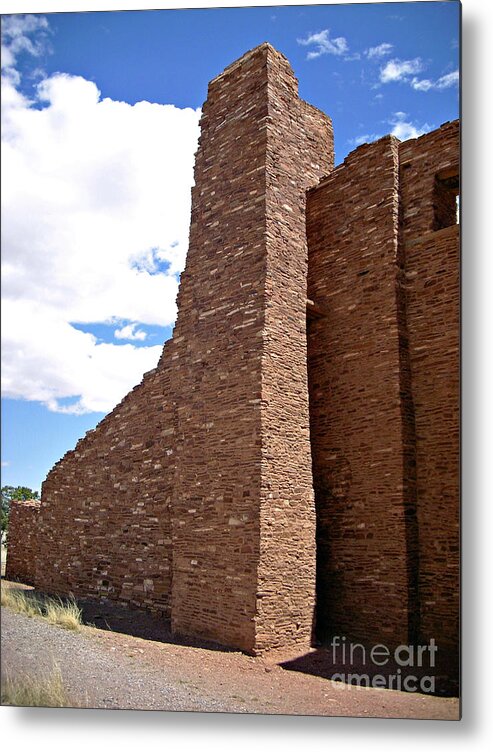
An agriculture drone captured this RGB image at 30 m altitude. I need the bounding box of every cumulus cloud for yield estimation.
[389,111,431,140]
[1,14,50,84]
[411,69,459,92]
[1,16,201,414]
[114,323,147,342]
[2,299,164,414]
[379,57,423,83]
[366,43,394,60]
[347,132,382,147]
[379,55,459,93]
[297,29,349,60]
[348,112,431,148]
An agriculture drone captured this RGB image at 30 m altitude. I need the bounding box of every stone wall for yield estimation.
[400,123,460,670]
[5,499,40,586]
[306,136,414,648]
[258,50,333,653]
[167,45,271,650]
[405,225,460,664]
[399,121,459,242]
[36,353,175,615]
[305,121,459,661]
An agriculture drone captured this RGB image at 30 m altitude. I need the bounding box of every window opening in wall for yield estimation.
[433,166,459,230]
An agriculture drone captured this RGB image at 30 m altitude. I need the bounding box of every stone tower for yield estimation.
[166,43,333,652]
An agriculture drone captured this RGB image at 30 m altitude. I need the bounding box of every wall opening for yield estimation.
[433,166,459,230]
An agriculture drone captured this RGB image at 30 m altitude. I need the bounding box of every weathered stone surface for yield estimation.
[5,45,459,676]
[5,499,40,586]
[35,359,175,615]
[307,135,413,648]
[400,123,460,675]
[168,44,333,652]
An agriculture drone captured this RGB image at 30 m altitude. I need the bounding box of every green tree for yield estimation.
[1,486,39,538]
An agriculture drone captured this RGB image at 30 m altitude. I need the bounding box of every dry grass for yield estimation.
[1,666,74,708]
[44,596,82,631]
[1,586,82,631]
[1,586,42,618]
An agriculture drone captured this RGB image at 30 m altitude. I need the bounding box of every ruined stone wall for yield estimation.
[36,353,175,615]
[405,225,460,660]
[306,136,413,647]
[305,121,459,660]
[399,121,459,242]
[169,44,333,652]
[6,44,459,665]
[5,499,40,586]
[400,123,460,666]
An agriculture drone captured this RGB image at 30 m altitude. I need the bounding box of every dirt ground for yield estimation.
[1,580,460,719]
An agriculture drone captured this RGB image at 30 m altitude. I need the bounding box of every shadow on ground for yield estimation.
[2,579,459,698]
[280,645,459,698]
[78,597,235,653]
[2,580,235,654]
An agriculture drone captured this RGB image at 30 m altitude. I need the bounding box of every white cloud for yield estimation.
[347,132,382,147]
[1,14,49,60]
[1,461,11,468]
[297,29,349,60]
[1,17,201,415]
[389,111,431,141]
[411,69,459,91]
[349,112,431,148]
[343,52,361,62]
[379,54,458,93]
[437,70,459,88]
[1,299,163,414]
[379,57,423,83]
[366,43,394,60]
[114,323,147,342]
[410,78,434,92]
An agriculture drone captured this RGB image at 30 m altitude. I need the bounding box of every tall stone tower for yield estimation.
[168,43,333,652]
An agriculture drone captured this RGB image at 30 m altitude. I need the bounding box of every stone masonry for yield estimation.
[5,498,40,586]
[6,45,459,675]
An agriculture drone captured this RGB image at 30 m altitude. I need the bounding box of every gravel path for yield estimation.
[1,607,244,712]
[1,599,460,719]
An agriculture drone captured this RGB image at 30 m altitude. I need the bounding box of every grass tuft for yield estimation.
[1,666,74,708]
[1,587,43,617]
[1,586,82,631]
[44,596,82,631]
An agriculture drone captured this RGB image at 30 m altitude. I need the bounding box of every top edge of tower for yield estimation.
[209,42,291,86]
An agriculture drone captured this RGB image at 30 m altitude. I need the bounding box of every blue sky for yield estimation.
[1,1,460,492]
